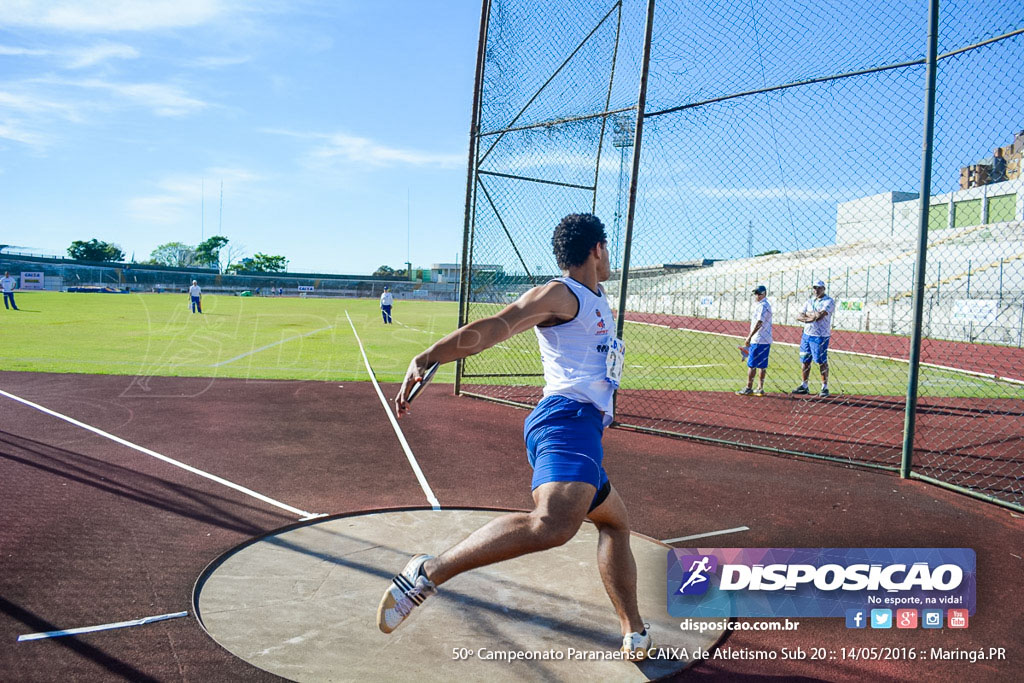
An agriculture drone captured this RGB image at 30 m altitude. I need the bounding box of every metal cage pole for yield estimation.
[613,0,656,411]
[455,0,492,396]
[901,0,940,479]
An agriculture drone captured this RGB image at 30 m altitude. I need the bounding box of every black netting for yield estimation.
[461,0,1024,510]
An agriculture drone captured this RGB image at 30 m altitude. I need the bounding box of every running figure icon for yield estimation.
[678,557,713,594]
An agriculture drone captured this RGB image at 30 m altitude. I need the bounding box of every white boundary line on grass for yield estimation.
[0,388,323,520]
[627,320,1024,387]
[661,526,750,544]
[210,324,334,367]
[18,611,189,642]
[345,311,441,510]
[394,320,434,335]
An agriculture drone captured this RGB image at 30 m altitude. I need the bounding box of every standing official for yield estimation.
[188,280,203,314]
[793,280,835,397]
[737,284,772,396]
[1,271,19,311]
[380,286,394,324]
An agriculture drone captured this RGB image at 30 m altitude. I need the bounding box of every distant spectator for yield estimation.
[736,285,772,396]
[991,148,1007,183]
[380,286,394,324]
[1,271,19,311]
[793,280,835,397]
[188,280,203,314]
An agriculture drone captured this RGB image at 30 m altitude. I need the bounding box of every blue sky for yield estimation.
[1,1,480,274]
[3,1,1020,277]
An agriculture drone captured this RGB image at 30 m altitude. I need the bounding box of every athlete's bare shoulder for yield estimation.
[495,280,578,331]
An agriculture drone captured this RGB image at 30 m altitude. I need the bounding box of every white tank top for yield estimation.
[534,277,617,425]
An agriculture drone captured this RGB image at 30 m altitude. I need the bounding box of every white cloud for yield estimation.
[0,45,49,56]
[0,120,48,146]
[127,168,262,224]
[269,128,463,169]
[64,78,208,116]
[187,55,251,69]
[0,1,225,32]
[689,186,853,202]
[315,132,463,168]
[0,41,138,68]
[66,43,139,68]
[0,90,77,116]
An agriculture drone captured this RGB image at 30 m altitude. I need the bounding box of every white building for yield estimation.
[837,179,1024,244]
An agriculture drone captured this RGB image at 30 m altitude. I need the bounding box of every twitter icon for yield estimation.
[870,609,892,629]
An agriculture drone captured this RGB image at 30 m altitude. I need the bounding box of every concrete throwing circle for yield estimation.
[194,509,729,682]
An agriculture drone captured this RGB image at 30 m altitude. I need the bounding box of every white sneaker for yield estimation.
[376,554,437,633]
[621,627,652,661]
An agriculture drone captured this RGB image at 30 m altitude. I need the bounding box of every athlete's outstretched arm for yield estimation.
[394,282,577,416]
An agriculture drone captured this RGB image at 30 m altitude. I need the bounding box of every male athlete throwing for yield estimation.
[377,213,650,658]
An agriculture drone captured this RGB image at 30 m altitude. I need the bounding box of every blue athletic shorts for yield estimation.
[524,395,609,509]
[747,343,771,369]
[800,333,830,364]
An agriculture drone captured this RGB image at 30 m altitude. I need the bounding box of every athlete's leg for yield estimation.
[745,366,756,389]
[820,361,829,384]
[801,360,811,383]
[586,485,644,635]
[423,481,594,586]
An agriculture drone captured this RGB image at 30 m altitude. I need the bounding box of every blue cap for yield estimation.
[752,285,767,294]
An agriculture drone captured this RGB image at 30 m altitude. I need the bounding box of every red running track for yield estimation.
[626,312,1024,383]
[0,371,1020,681]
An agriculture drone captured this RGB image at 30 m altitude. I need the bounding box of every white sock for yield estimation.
[800,382,808,389]
[822,383,828,390]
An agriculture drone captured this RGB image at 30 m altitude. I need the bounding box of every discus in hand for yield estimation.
[407,362,440,404]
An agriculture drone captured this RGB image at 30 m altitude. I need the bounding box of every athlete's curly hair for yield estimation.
[551,213,607,269]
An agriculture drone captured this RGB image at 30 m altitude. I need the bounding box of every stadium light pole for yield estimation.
[901,0,940,479]
[612,114,636,269]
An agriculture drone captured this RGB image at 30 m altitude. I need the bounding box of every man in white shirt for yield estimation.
[380,286,394,324]
[1,271,19,311]
[188,280,202,314]
[792,280,835,397]
[737,284,772,396]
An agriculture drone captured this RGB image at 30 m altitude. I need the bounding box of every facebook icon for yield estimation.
[845,609,867,629]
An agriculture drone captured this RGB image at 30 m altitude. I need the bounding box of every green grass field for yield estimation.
[0,291,1017,398]
[0,291,456,384]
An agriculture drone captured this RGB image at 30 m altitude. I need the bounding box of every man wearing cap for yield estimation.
[793,280,835,397]
[380,286,394,324]
[188,280,202,314]
[737,284,772,396]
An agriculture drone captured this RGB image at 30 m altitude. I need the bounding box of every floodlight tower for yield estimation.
[611,114,636,269]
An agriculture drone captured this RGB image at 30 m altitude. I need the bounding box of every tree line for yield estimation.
[66,237,289,273]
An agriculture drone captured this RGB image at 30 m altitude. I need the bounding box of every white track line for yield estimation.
[661,526,750,544]
[345,311,441,510]
[210,325,334,367]
[18,611,188,642]
[627,320,1024,386]
[0,388,323,520]
[394,320,434,335]
[395,320,518,352]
